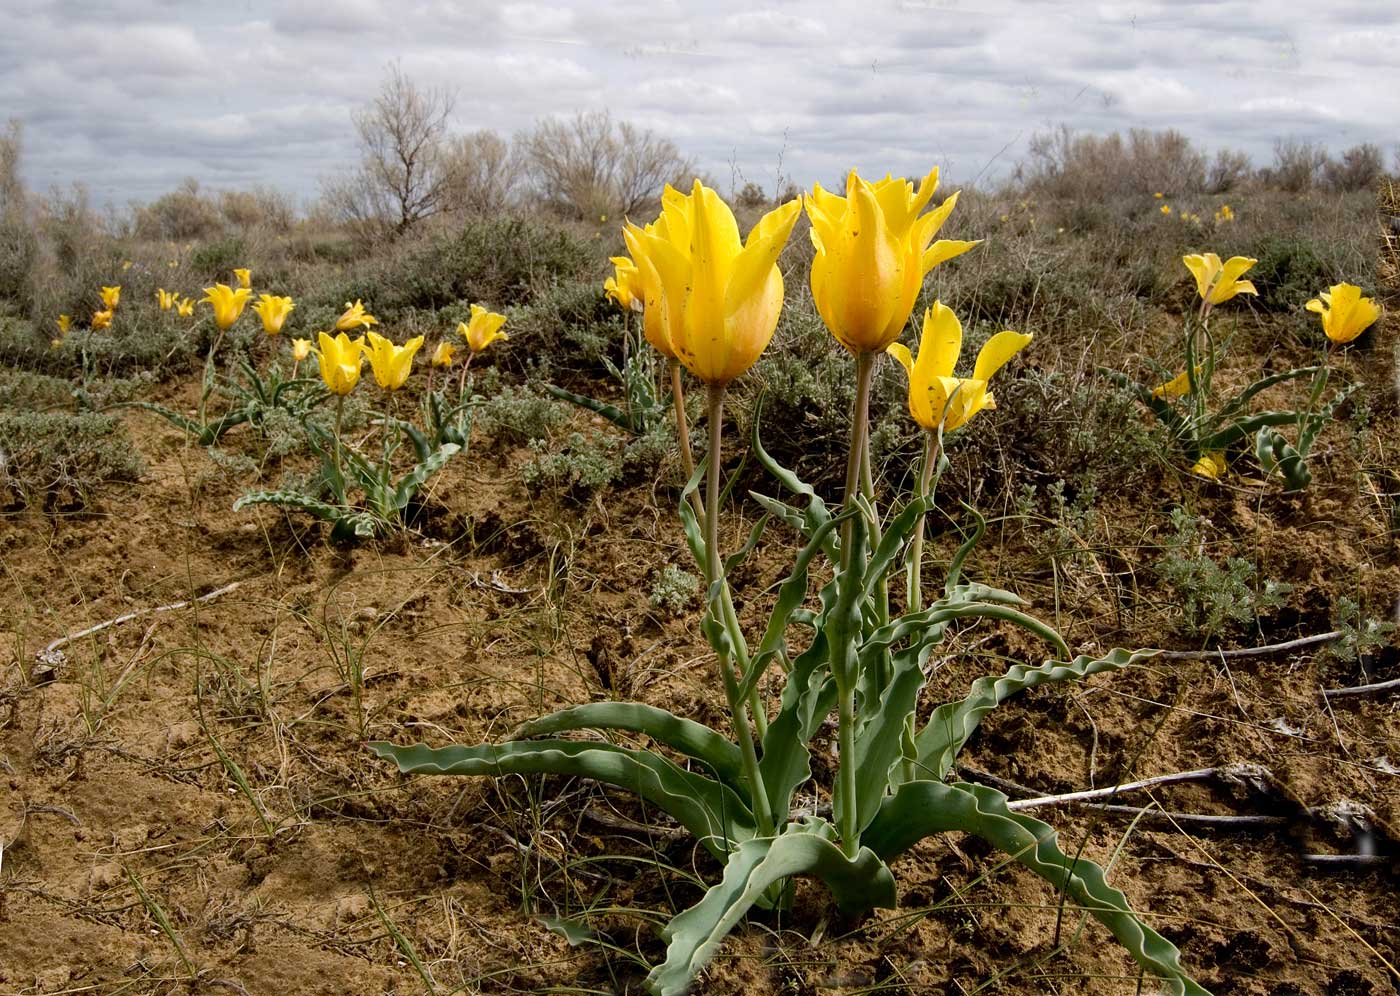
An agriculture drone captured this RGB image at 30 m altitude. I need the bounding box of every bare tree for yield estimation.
[1270,138,1328,193]
[0,119,25,222]
[1206,148,1253,193]
[323,63,455,235]
[519,110,695,219]
[440,129,520,216]
[1324,143,1382,192]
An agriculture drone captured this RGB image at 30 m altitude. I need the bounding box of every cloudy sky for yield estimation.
[6,0,1397,209]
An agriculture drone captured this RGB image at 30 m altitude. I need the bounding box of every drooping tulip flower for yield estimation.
[886,301,1032,433]
[431,341,455,367]
[252,293,295,335]
[458,304,508,353]
[156,288,177,311]
[805,168,978,355]
[640,180,802,385]
[362,331,424,390]
[201,283,252,331]
[101,285,121,310]
[233,268,252,289]
[316,332,364,395]
[604,255,643,313]
[335,300,379,332]
[1182,253,1257,307]
[56,314,72,334]
[1151,366,1201,399]
[1191,451,1227,480]
[177,297,195,317]
[1305,283,1381,345]
[91,309,113,330]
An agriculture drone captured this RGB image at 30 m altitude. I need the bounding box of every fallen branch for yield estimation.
[1005,767,1220,810]
[1322,676,1400,701]
[1154,630,1343,661]
[37,581,243,662]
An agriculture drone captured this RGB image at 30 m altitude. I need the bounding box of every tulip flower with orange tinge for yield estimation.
[887,301,1032,434]
[805,168,978,355]
[156,288,177,311]
[459,304,508,353]
[252,293,295,335]
[317,332,364,395]
[56,314,72,334]
[91,309,113,330]
[604,256,643,313]
[202,283,252,331]
[234,268,252,289]
[335,300,379,332]
[362,331,424,390]
[431,341,455,367]
[1306,283,1381,345]
[101,285,121,310]
[640,180,802,385]
[177,297,195,317]
[1182,253,1257,310]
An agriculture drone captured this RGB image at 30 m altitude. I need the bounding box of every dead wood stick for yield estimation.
[1154,630,1343,661]
[38,581,243,660]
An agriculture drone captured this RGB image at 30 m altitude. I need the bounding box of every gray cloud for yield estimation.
[7,0,1397,208]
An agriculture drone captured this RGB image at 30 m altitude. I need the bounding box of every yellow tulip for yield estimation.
[51,338,62,349]
[1151,366,1202,399]
[805,168,979,355]
[177,297,195,317]
[233,268,252,289]
[156,288,177,311]
[622,209,682,361]
[1305,283,1381,345]
[458,304,508,353]
[886,301,1031,433]
[292,337,313,362]
[101,285,121,310]
[335,299,379,331]
[639,180,802,385]
[1190,452,1227,480]
[252,293,295,335]
[1159,204,1171,216]
[316,332,364,395]
[91,309,113,330]
[431,340,455,367]
[201,283,252,330]
[1182,253,1257,306]
[362,331,424,390]
[121,259,132,271]
[56,314,72,334]
[1154,191,1164,199]
[604,255,643,313]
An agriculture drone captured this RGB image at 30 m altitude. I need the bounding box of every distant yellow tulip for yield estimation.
[458,304,508,353]
[1182,253,1257,307]
[604,255,643,313]
[56,314,72,334]
[362,331,424,390]
[431,340,455,367]
[121,260,132,271]
[101,285,121,310]
[1159,204,1171,216]
[1154,191,1164,199]
[91,309,113,330]
[886,301,1031,433]
[177,297,195,317]
[1305,283,1381,345]
[233,268,252,289]
[201,283,252,330]
[335,299,379,332]
[640,180,801,384]
[291,337,313,362]
[156,288,177,311]
[316,332,364,395]
[252,293,295,335]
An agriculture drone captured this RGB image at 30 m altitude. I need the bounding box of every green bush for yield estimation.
[1248,235,1330,312]
[190,236,248,278]
[0,410,144,510]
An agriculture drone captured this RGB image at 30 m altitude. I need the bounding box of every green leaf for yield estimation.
[644,820,897,996]
[863,781,1211,996]
[367,739,754,859]
[233,490,379,537]
[392,443,460,512]
[1199,410,1298,451]
[750,391,834,538]
[944,502,986,594]
[545,382,639,433]
[1255,426,1310,491]
[839,640,930,836]
[511,703,745,787]
[862,494,936,602]
[1214,366,1319,423]
[914,648,1156,780]
[1099,368,1186,434]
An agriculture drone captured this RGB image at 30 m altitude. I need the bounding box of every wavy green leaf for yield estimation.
[863,781,1211,996]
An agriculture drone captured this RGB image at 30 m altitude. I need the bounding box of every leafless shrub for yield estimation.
[132,178,224,241]
[1207,148,1253,193]
[1324,143,1383,192]
[219,186,296,230]
[1268,138,1329,193]
[440,129,520,216]
[1020,125,1206,199]
[0,119,37,308]
[519,110,697,220]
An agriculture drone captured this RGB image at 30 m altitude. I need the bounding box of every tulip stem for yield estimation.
[333,394,346,499]
[671,360,702,519]
[907,431,940,614]
[705,384,774,837]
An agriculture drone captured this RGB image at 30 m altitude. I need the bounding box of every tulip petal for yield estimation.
[921,238,980,275]
[886,341,914,376]
[972,330,1033,383]
[919,302,963,381]
[726,199,801,325]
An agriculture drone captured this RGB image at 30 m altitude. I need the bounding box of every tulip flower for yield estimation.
[316,332,364,395]
[1305,283,1381,345]
[177,297,195,317]
[431,341,455,367]
[362,331,423,390]
[805,168,978,355]
[292,337,313,362]
[887,301,1032,433]
[640,180,802,385]
[101,286,121,310]
[201,283,253,331]
[233,268,252,289]
[1154,191,1164,199]
[1182,253,1257,308]
[1191,451,1226,480]
[91,309,113,330]
[156,288,177,311]
[121,260,132,271]
[1151,366,1201,399]
[622,212,681,361]
[252,293,295,335]
[56,314,72,334]
[458,304,508,353]
[604,256,643,313]
[335,299,379,332]
[1159,204,1171,216]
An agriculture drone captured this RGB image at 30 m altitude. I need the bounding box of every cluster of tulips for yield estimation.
[53,283,124,346]
[1153,191,1235,226]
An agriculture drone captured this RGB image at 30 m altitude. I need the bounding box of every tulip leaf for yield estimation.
[117,400,251,445]
[511,703,745,787]
[1199,410,1298,452]
[233,490,379,537]
[944,502,986,594]
[914,648,1156,780]
[862,781,1211,996]
[544,383,646,434]
[678,457,709,571]
[368,739,754,859]
[392,443,460,511]
[750,392,834,538]
[862,494,936,601]
[1214,366,1318,422]
[757,619,838,821]
[1255,426,1311,491]
[644,820,897,996]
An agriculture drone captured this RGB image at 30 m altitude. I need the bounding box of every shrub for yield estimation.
[0,410,144,510]
[1248,235,1330,312]
[190,236,249,278]
[1156,507,1291,639]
